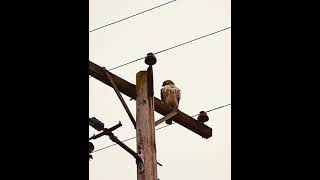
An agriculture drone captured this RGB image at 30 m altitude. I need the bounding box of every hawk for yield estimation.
[160,80,181,125]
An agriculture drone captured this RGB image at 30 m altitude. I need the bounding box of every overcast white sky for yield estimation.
[89,0,230,179]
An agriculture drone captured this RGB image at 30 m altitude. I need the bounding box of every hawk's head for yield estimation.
[162,80,175,86]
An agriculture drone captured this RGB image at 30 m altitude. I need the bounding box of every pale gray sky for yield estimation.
[89,0,230,179]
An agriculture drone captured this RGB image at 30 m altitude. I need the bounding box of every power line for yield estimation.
[91,103,231,153]
[154,27,231,55]
[92,136,136,153]
[107,27,231,71]
[89,0,177,33]
[193,103,231,116]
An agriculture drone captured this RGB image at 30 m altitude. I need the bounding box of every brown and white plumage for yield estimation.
[160,80,181,124]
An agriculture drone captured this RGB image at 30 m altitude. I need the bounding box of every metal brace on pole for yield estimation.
[89,118,144,169]
[102,67,136,129]
[155,111,178,126]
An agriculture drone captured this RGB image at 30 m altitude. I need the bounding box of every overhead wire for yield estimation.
[91,103,231,153]
[106,27,231,71]
[90,0,177,33]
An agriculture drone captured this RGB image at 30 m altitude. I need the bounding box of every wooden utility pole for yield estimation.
[135,54,157,180]
[89,53,214,180]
